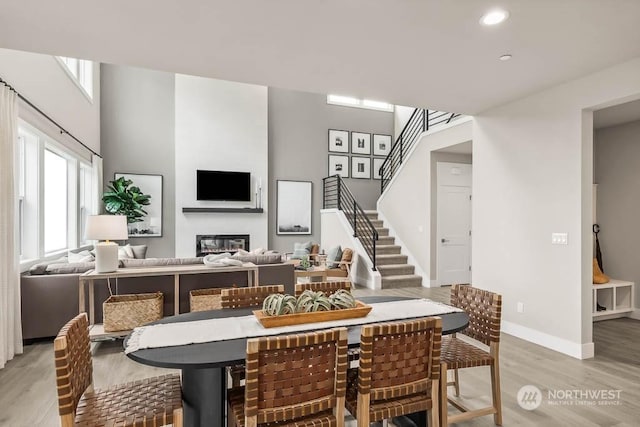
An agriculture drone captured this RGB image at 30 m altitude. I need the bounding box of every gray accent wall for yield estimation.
[595,119,640,309]
[268,88,394,252]
[100,64,176,257]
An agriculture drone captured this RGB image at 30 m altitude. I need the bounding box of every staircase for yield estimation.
[363,210,422,288]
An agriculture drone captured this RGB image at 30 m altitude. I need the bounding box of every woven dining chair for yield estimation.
[440,284,503,426]
[221,285,285,309]
[54,313,183,427]
[345,317,442,427]
[221,285,285,387]
[294,281,351,297]
[228,327,348,427]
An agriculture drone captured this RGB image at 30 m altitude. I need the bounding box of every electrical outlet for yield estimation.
[517,302,525,313]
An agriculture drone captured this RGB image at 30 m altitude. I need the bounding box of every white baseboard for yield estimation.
[629,309,640,320]
[501,320,594,360]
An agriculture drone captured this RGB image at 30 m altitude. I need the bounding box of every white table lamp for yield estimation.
[86,215,128,273]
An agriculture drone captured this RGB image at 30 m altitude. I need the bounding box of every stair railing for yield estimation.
[379,109,461,192]
[323,175,378,271]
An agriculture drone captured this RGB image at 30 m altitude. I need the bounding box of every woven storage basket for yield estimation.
[190,288,224,312]
[103,292,163,332]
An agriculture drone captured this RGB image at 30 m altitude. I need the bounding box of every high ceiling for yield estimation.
[1,1,640,114]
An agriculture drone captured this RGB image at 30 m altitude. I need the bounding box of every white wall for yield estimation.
[394,105,415,139]
[174,75,268,257]
[473,57,640,359]
[0,48,100,158]
[378,119,472,283]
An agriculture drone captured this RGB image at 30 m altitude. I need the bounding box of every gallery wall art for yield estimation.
[327,129,392,181]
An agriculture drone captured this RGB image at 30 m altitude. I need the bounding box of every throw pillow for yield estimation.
[130,244,148,259]
[68,250,94,263]
[291,241,313,260]
[326,245,342,269]
[340,248,353,271]
[118,244,134,259]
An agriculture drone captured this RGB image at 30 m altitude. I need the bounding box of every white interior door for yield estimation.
[437,162,472,286]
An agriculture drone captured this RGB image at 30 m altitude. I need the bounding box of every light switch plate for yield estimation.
[551,233,568,245]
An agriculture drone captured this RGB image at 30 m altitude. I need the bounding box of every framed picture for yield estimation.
[373,134,392,156]
[351,132,371,155]
[328,129,349,153]
[114,173,163,237]
[372,158,385,180]
[328,154,349,178]
[351,157,371,179]
[277,180,312,235]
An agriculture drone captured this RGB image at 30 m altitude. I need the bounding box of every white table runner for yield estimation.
[125,299,462,354]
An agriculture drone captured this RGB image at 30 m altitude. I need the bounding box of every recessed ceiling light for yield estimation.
[499,54,512,61]
[480,9,509,26]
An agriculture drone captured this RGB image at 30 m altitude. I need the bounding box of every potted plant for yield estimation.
[102,176,151,225]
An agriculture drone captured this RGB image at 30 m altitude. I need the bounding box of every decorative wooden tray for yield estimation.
[253,301,372,328]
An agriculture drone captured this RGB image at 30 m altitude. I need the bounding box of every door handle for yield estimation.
[441,238,449,243]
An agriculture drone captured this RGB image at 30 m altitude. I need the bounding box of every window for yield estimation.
[17,136,25,257]
[327,94,394,112]
[44,149,68,253]
[79,163,93,245]
[57,56,94,100]
[17,121,96,264]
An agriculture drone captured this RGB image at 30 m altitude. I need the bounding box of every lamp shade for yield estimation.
[85,215,128,241]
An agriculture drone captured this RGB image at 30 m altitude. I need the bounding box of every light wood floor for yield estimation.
[1,286,639,426]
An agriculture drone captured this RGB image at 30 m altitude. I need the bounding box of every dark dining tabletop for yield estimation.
[126,295,469,427]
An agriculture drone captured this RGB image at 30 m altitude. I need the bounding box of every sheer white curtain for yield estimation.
[0,84,23,368]
[91,153,103,214]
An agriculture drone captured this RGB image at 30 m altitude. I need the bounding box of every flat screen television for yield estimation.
[196,170,251,201]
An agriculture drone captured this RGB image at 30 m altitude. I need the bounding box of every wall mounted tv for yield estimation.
[196,170,251,201]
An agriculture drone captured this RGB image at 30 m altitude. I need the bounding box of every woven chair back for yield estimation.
[245,328,348,424]
[221,285,285,309]
[358,317,442,401]
[294,281,351,297]
[451,284,502,345]
[54,313,93,417]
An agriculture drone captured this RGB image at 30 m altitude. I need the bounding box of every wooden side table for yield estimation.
[294,267,328,283]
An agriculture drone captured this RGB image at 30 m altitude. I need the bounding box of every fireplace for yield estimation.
[196,234,250,257]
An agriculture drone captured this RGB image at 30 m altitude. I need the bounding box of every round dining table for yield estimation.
[126,295,469,427]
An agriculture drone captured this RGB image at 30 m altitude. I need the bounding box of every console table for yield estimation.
[79,263,259,339]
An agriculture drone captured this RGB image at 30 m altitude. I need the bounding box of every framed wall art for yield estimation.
[351,132,371,155]
[328,129,349,153]
[276,180,312,235]
[373,134,392,156]
[328,154,349,178]
[372,158,385,180]
[114,173,163,237]
[351,157,371,179]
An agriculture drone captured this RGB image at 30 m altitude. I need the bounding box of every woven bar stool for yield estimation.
[221,285,285,387]
[228,327,348,427]
[54,313,183,427]
[345,317,442,427]
[294,280,351,297]
[440,284,503,426]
